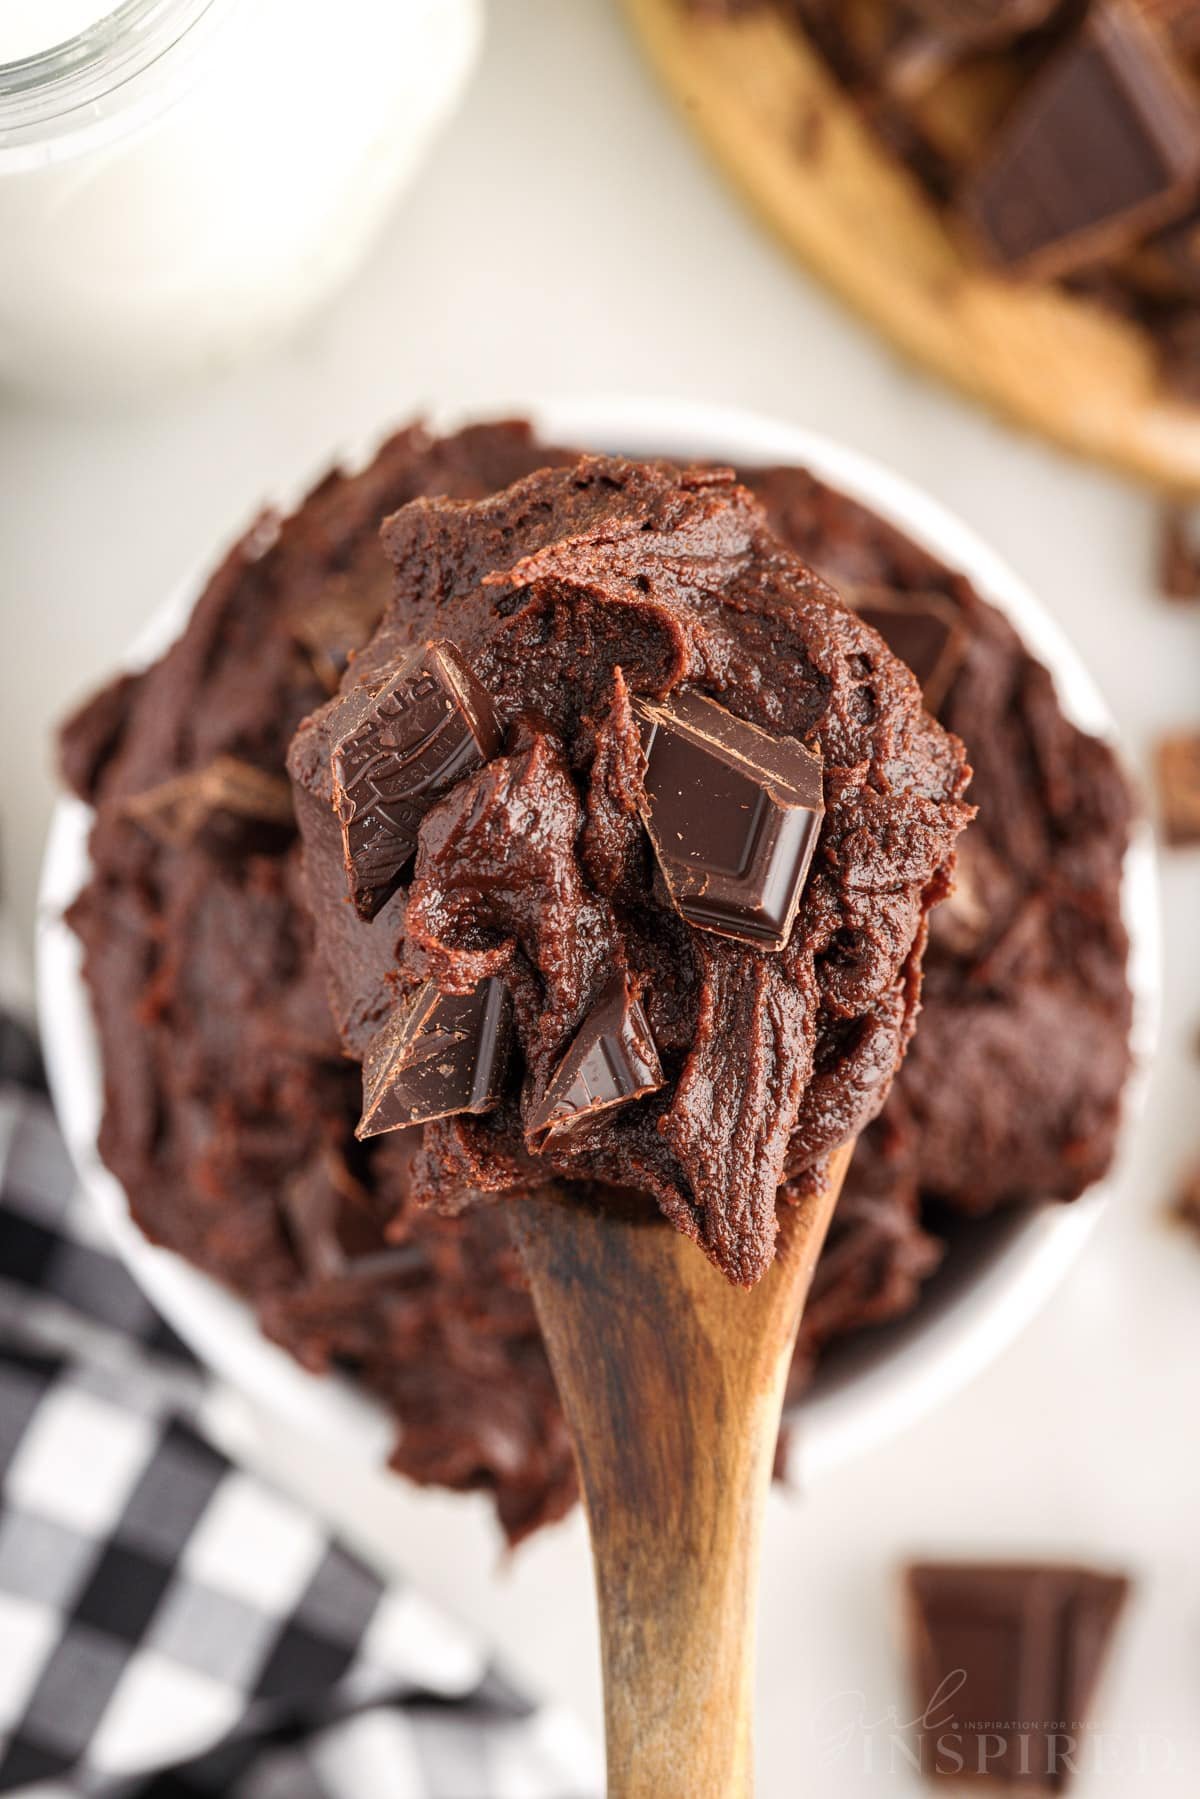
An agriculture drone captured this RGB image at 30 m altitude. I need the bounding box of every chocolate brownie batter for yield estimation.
[60,420,1131,1538]
[288,457,971,1286]
[749,465,1134,1234]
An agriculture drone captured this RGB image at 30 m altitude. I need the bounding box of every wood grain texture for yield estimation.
[511,1141,853,1798]
[621,0,1200,494]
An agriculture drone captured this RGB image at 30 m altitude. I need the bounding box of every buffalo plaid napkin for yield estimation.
[0,1009,598,1799]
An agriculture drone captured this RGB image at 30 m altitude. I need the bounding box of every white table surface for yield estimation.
[3,2,1199,1792]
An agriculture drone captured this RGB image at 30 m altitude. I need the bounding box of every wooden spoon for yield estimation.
[509,1138,854,1799]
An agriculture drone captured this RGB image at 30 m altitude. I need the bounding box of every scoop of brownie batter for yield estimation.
[287,457,972,1286]
[59,418,1131,1540]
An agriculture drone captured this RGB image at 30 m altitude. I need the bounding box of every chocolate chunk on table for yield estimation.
[851,588,969,713]
[634,689,824,950]
[358,977,513,1139]
[329,639,500,920]
[528,972,664,1146]
[1158,504,1200,598]
[905,1561,1131,1791]
[1173,1158,1200,1236]
[1155,730,1200,843]
[960,1,1200,282]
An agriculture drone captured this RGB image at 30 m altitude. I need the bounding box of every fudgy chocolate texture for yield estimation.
[288,457,971,1287]
[61,420,1131,1538]
[63,424,584,1543]
[751,464,1133,1240]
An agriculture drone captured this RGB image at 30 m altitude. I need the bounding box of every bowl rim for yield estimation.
[36,395,1162,1486]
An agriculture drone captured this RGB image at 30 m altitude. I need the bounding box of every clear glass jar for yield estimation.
[0,0,482,397]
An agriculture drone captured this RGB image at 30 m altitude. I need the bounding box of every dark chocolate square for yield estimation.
[634,689,824,950]
[962,4,1200,280]
[905,1561,1130,1791]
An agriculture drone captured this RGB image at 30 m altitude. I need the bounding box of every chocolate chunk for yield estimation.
[528,973,664,1146]
[122,756,294,848]
[905,1562,1130,1791]
[358,977,513,1139]
[330,640,500,921]
[1156,730,1200,842]
[1158,503,1200,597]
[634,690,824,950]
[961,3,1200,282]
[1174,1159,1200,1235]
[283,1145,417,1282]
[886,1,1061,103]
[851,588,968,713]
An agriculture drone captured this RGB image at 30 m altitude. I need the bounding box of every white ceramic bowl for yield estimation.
[37,397,1160,1485]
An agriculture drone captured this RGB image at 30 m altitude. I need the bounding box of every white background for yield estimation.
[2,2,1199,1792]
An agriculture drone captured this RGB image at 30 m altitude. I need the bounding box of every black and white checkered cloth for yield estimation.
[0,1013,598,1799]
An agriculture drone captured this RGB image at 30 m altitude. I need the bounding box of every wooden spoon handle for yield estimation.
[511,1142,853,1799]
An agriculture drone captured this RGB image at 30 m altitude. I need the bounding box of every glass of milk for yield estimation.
[0,0,482,397]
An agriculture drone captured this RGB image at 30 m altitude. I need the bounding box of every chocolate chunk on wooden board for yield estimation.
[960,2,1200,281]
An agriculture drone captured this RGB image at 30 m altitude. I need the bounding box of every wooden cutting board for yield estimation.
[622,0,1200,494]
